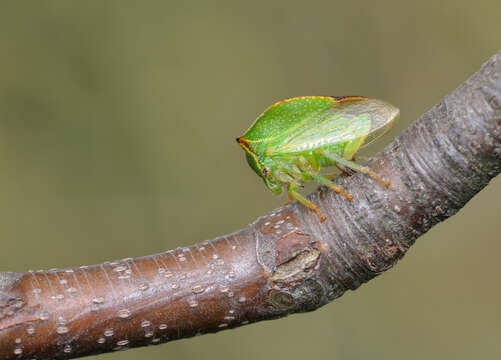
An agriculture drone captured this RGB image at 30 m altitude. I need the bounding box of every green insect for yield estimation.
[236,96,399,222]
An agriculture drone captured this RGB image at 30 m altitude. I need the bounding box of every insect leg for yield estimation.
[297,155,315,182]
[352,154,369,162]
[335,164,353,176]
[323,165,351,179]
[284,192,295,205]
[288,183,326,222]
[307,171,353,201]
[322,152,390,188]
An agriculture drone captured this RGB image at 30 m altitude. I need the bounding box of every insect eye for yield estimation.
[262,167,271,178]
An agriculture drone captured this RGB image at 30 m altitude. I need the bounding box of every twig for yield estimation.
[1,51,500,360]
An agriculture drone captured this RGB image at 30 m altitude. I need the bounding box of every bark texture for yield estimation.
[0,51,500,360]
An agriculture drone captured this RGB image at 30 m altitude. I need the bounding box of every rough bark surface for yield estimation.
[0,51,500,360]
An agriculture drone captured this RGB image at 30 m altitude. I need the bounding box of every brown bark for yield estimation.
[1,51,500,360]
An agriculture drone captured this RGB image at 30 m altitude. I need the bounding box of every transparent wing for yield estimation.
[271,98,399,154]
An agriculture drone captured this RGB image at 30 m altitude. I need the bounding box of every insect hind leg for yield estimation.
[307,171,353,201]
[322,151,390,188]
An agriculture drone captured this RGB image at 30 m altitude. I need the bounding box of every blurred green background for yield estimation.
[1,1,500,359]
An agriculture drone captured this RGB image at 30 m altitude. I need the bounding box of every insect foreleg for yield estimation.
[287,183,326,222]
[321,151,390,188]
[307,171,353,201]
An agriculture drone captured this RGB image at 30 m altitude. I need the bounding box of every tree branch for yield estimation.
[1,51,500,360]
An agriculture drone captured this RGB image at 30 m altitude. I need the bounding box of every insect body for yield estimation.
[236,96,399,222]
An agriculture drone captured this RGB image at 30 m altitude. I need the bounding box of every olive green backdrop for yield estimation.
[1,1,500,359]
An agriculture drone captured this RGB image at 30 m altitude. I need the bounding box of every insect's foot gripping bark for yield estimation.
[363,167,390,188]
[324,180,353,202]
[288,187,326,222]
[307,172,353,202]
[337,188,353,201]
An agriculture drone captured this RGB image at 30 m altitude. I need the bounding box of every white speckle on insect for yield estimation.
[188,300,199,308]
[139,283,150,291]
[141,320,151,328]
[39,312,49,321]
[64,345,72,353]
[394,205,401,213]
[144,331,154,338]
[158,324,167,330]
[218,323,228,328]
[116,340,129,346]
[104,329,114,337]
[219,286,230,293]
[13,348,23,355]
[26,324,35,335]
[97,337,106,344]
[238,296,246,303]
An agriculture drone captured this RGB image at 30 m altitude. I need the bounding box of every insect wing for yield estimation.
[270,98,399,154]
[241,97,335,142]
[270,112,370,154]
